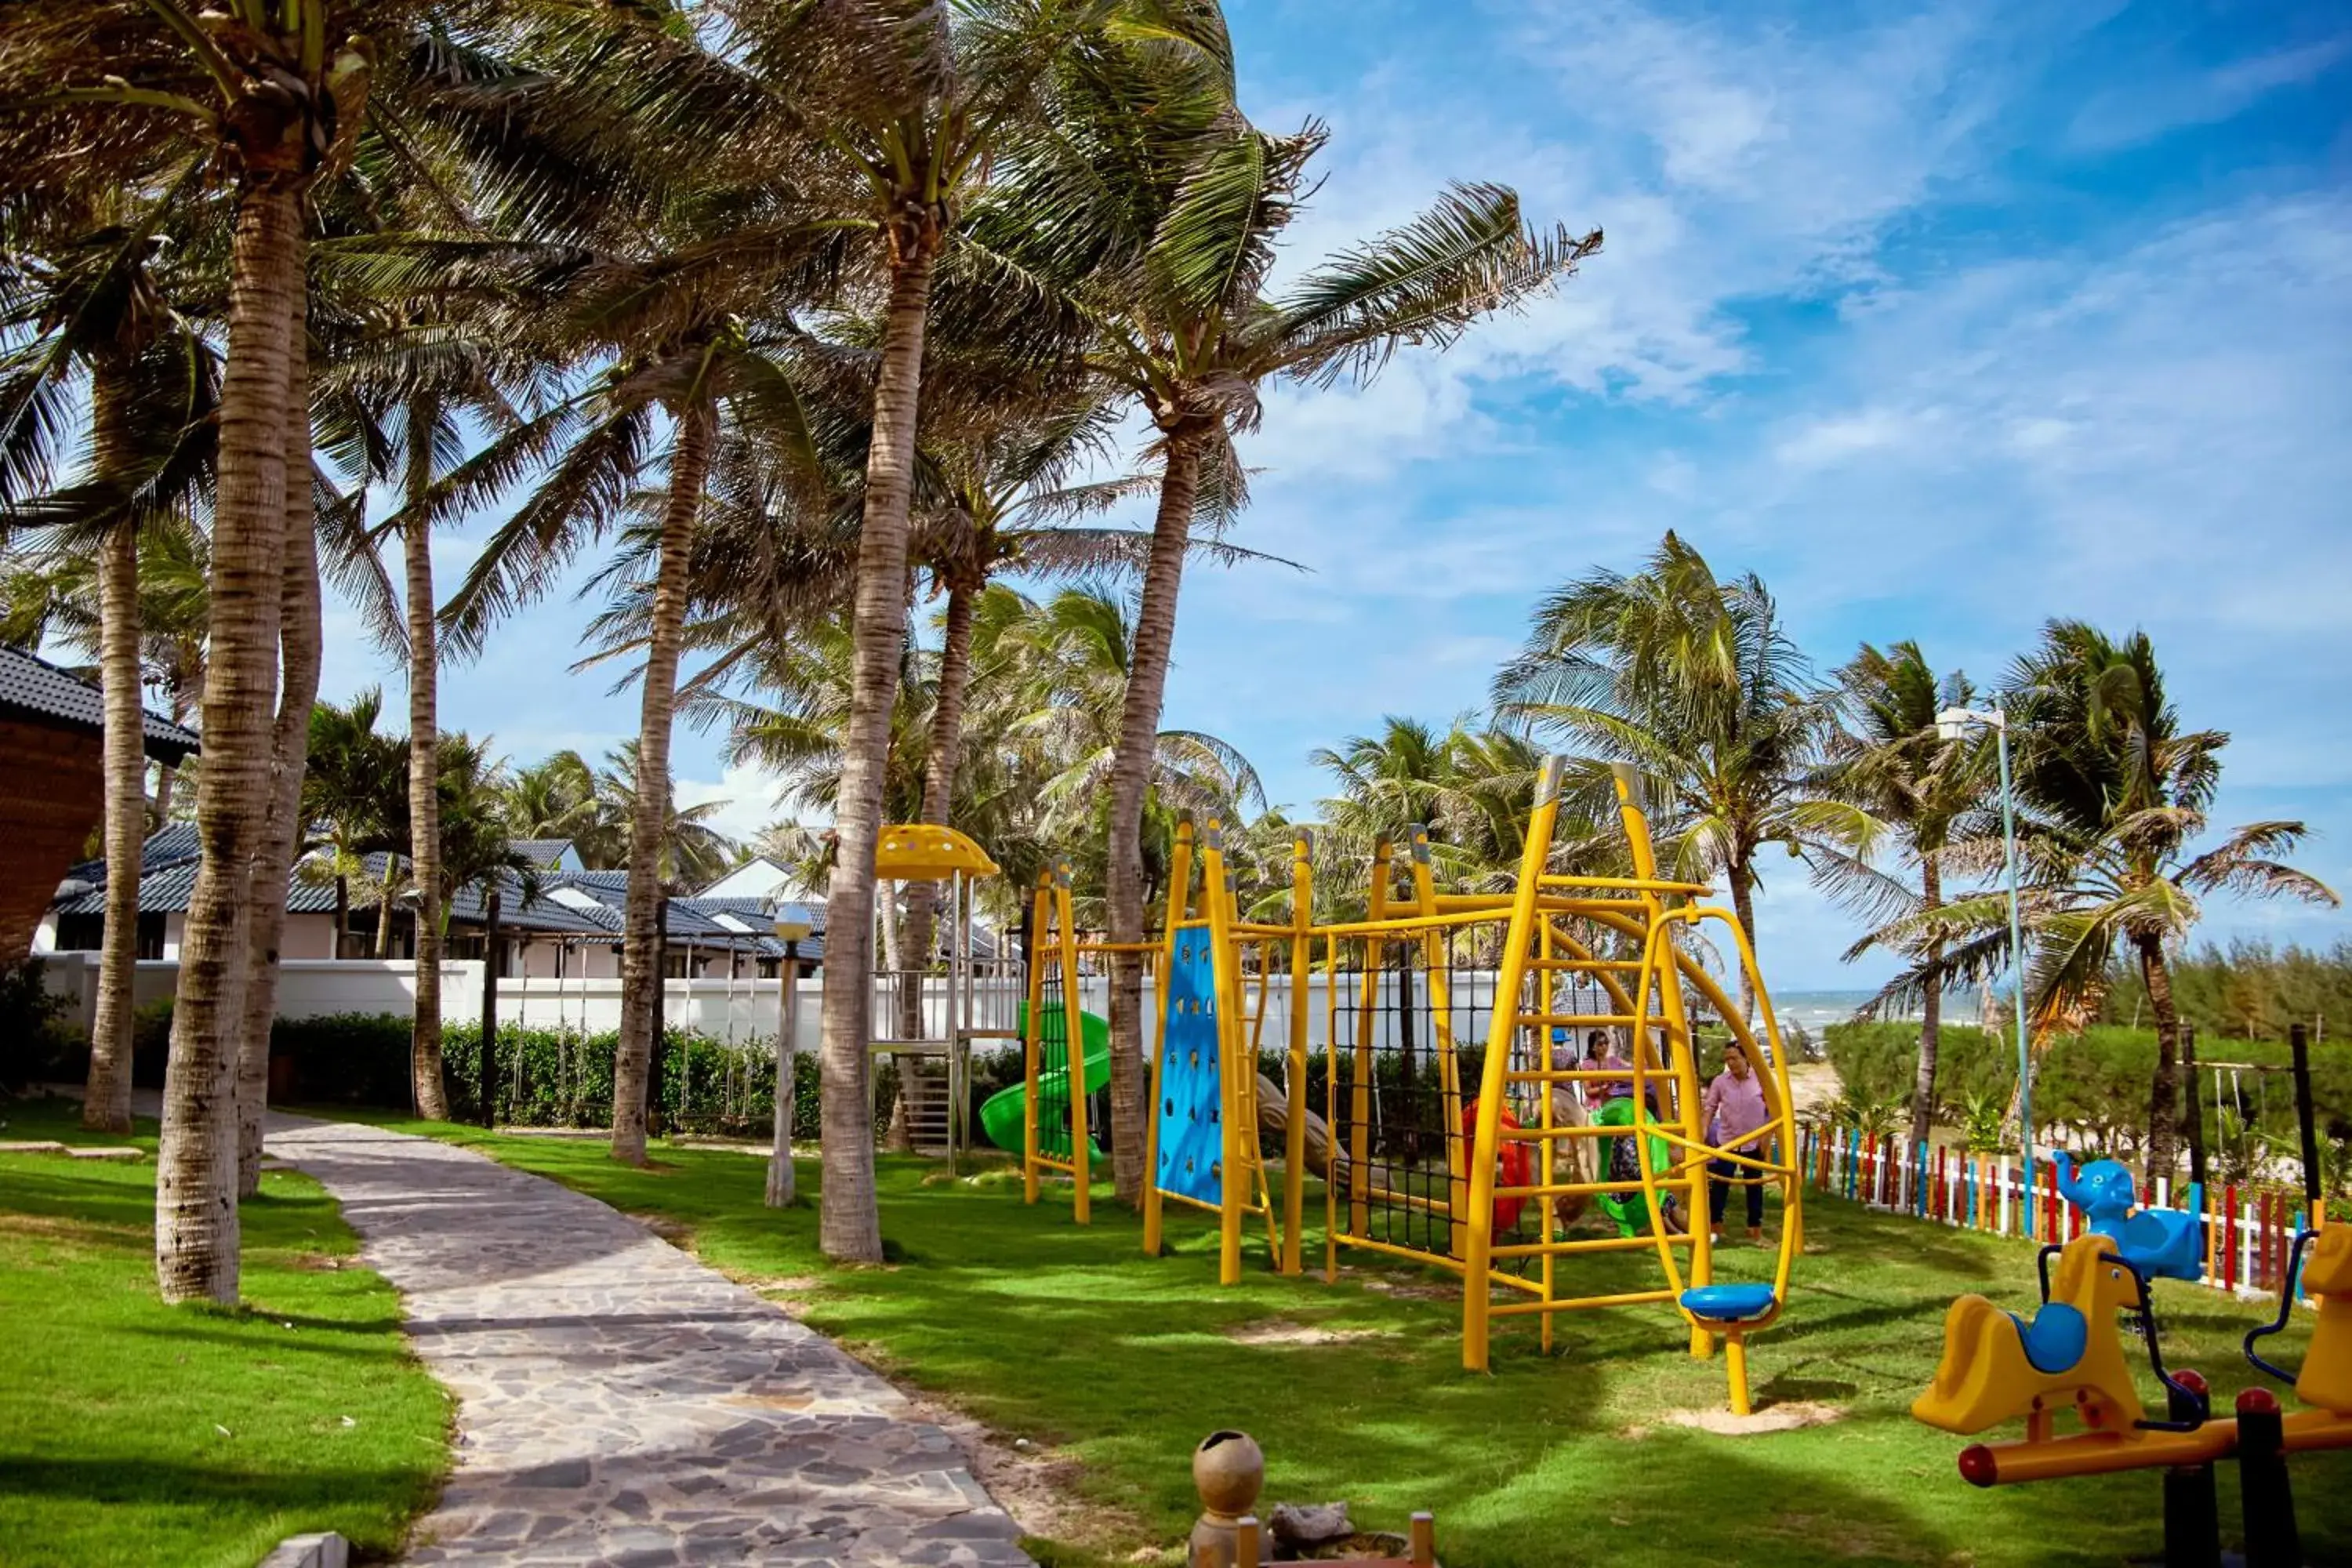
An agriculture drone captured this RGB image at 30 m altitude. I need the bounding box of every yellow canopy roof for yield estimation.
[873,824,1000,880]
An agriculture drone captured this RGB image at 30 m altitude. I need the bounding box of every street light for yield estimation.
[768,914,815,1208]
[1938,705,2037,1237]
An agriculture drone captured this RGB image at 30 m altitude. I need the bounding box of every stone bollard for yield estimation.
[1189,1429,1265,1568]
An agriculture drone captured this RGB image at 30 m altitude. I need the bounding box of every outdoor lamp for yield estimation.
[1935,705,2004,742]
[1934,703,2035,1236]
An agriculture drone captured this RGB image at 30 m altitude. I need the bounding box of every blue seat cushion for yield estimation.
[2009,1303,2088,1375]
[1681,1283,1778,1322]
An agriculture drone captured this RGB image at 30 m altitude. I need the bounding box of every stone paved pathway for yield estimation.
[267,1120,1033,1568]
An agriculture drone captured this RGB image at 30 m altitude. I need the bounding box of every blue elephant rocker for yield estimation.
[2051,1151,2203,1283]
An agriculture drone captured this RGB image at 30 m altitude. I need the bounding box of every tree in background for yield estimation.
[299,688,407,956]
[1815,641,1990,1144]
[1495,532,1867,1017]
[2000,624,2335,1177]
[501,750,623,866]
[976,47,1600,1197]
[593,742,738,894]
[431,731,537,1120]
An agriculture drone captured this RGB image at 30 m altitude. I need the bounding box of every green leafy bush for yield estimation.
[0,959,70,1091]
[1824,1014,2350,1173]
[270,1013,416,1106]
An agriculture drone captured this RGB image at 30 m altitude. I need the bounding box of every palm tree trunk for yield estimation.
[1726,862,1760,1025]
[332,873,348,954]
[820,237,937,1262]
[405,394,447,1120]
[1104,425,1205,1207]
[233,335,322,1197]
[888,575,978,1147]
[2140,933,2183,1180]
[611,400,714,1165]
[156,177,303,1306]
[1908,858,1944,1147]
[373,876,397,956]
[84,363,143,1135]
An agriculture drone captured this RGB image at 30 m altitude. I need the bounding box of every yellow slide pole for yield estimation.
[1282,830,1313,1276]
[1142,822,1196,1258]
[1022,876,1051,1207]
[1613,764,1715,1364]
[1464,757,1566,1372]
[1348,840,1392,1246]
[1055,862,1089,1226]
[1203,823,1247,1286]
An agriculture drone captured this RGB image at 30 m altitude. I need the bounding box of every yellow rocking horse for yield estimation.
[1914,1232,2147,1439]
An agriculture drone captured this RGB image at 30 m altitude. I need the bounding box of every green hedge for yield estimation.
[0,960,71,1091]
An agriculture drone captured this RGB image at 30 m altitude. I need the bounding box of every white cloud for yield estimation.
[2066,35,2350,151]
[675,761,800,849]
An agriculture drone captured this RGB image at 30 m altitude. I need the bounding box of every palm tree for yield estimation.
[1882,624,2339,1178]
[1312,719,1559,907]
[298,688,406,955]
[317,310,536,1123]
[718,0,1197,1262]
[893,402,1288,1036]
[429,194,838,1167]
[593,743,739,894]
[1816,642,1991,1145]
[502,749,623,866]
[1494,532,1864,1018]
[974,71,1602,1197]
[0,0,388,1304]
[229,304,326,1197]
[0,198,217,1134]
[430,731,536,1123]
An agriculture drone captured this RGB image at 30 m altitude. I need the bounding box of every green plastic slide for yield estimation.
[978,1003,1112,1157]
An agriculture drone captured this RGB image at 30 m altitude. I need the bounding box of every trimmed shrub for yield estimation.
[0,959,71,1091]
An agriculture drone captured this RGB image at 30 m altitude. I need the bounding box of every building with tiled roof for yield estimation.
[3,647,201,962]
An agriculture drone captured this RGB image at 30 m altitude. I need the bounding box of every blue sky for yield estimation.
[326,0,2352,989]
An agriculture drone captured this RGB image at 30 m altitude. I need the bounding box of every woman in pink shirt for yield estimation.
[1702,1046,1772,1242]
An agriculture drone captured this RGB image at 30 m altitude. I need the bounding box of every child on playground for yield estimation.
[1589,1029,1687,1236]
[1702,1046,1771,1243]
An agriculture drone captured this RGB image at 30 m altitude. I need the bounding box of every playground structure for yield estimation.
[1914,1156,2350,1566]
[1138,821,1311,1283]
[1073,756,1806,1414]
[867,824,1013,1165]
[1018,861,1114,1222]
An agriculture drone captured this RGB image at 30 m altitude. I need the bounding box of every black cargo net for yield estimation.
[1325,925,1497,1265]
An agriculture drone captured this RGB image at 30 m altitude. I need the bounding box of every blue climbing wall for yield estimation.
[1156,923,1225,1204]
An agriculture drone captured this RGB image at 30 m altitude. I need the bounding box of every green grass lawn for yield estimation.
[0,1096,449,1568]
[359,1116,2351,1568]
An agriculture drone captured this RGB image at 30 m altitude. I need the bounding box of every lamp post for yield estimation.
[767,914,814,1207]
[1938,705,2035,1237]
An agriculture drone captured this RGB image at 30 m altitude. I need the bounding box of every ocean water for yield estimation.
[1771,989,1984,1036]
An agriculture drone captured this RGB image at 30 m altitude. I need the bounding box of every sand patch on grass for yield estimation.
[1663,1399,1845,1436]
[1224,1319,1392,1348]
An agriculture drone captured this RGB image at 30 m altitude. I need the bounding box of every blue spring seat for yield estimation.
[1680,1283,1779,1323]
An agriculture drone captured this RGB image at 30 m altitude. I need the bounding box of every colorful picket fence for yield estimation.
[1797,1127,2322,1305]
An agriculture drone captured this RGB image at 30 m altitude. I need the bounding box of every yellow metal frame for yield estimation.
[1110,757,1804,1414]
[1140,819,1305,1283]
[1021,862,1090,1224]
[1447,760,1803,1415]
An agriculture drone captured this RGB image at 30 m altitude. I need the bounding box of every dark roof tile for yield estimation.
[0,646,200,761]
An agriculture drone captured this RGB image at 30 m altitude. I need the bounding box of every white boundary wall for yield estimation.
[39,957,1544,1058]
